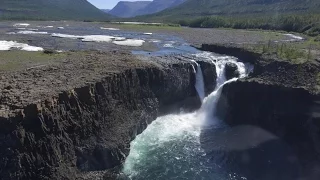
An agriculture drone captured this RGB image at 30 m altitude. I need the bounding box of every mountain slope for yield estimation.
[136,0,186,16]
[0,0,109,20]
[101,9,111,13]
[153,0,320,19]
[109,0,186,18]
[108,1,152,18]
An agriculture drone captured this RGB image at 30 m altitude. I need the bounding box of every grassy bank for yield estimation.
[175,14,320,37]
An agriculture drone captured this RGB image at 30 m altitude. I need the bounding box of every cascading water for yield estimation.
[191,60,206,102]
[122,52,251,180]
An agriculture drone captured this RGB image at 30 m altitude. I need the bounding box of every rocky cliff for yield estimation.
[200,44,320,179]
[0,51,216,180]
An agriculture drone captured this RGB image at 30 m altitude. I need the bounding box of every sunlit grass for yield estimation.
[0,50,67,71]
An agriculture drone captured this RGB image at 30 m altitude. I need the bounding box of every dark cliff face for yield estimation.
[216,80,320,179]
[0,61,216,180]
[200,43,320,179]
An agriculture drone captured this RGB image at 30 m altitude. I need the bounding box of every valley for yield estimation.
[0,0,320,180]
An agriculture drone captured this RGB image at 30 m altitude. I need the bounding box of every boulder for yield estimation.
[225,62,240,80]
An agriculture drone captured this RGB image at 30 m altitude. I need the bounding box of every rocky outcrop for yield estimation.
[225,62,240,80]
[198,61,217,96]
[0,59,216,180]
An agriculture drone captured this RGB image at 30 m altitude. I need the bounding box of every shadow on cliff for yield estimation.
[200,125,310,180]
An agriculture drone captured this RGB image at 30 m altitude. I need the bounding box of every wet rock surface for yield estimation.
[225,62,240,80]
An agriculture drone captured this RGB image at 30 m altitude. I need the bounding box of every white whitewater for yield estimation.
[194,61,206,102]
[123,52,251,180]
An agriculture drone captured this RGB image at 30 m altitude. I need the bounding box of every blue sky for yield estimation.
[88,0,151,9]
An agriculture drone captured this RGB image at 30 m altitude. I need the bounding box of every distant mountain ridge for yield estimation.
[109,0,187,18]
[154,0,320,19]
[108,1,152,18]
[101,9,111,13]
[0,0,109,20]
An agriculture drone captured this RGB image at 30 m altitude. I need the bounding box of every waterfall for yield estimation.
[190,60,205,102]
[195,64,205,102]
[122,52,252,180]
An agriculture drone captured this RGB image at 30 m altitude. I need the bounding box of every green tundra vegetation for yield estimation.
[0,0,110,21]
[178,14,320,37]
[133,0,320,36]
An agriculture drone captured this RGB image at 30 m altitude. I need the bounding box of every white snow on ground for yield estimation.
[52,33,82,39]
[284,34,304,41]
[82,35,125,42]
[51,33,144,46]
[143,33,152,35]
[17,31,48,35]
[100,27,120,31]
[16,28,26,30]
[13,23,30,27]
[44,26,54,28]
[164,44,174,48]
[6,32,16,35]
[27,29,39,31]
[0,41,43,51]
[150,39,160,43]
[57,27,64,29]
[51,33,125,42]
[113,39,145,47]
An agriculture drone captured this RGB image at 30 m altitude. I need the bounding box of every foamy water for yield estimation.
[123,52,251,180]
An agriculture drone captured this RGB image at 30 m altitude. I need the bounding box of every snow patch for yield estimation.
[100,27,120,31]
[284,34,304,41]
[51,33,82,39]
[113,39,145,47]
[17,31,48,35]
[143,33,152,35]
[57,27,64,29]
[51,33,125,42]
[44,26,54,28]
[0,40,43,51]
[82,35,125,42]
[13,23,30,27]
[150,39,160,43]
[164,44,174,48]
